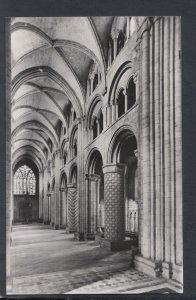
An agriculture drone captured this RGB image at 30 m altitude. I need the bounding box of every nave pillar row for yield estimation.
[101,164,129,251]
[6,17,12,291]
[54,150,61,229]
[39,170,44,220]
[66,183,78,233]
[134,16,182,284]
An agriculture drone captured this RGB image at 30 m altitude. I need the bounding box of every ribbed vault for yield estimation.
[11,16,143,170]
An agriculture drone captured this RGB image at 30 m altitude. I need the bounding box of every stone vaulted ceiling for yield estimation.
[11,16,144,170]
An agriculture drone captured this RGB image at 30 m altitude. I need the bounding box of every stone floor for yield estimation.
[9,223,182,295]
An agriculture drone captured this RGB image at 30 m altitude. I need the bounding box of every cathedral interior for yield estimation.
[6,16,183,294]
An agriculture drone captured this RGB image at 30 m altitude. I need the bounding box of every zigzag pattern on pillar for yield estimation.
[67,188,78,232]
[75,190,79,232]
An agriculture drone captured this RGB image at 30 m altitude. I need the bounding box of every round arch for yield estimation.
[60,171,67,189]
[108,61,134,106]
[86,148,103,175]
[69,163,77,184]
[86,94,102,129]
[107,125,138,164]
[12,153,42,173]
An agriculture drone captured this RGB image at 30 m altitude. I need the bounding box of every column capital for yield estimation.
[111,29,120,40]
[123,88,127,96]
[85,174,89,180]
[112,98,117,105]
[89,174,100,181]
[138,17,152,39]
[134,149,139,157]
[67,183,76,188]
[102,163,126,175]
[59,187,67,192]
[102,86,107,96]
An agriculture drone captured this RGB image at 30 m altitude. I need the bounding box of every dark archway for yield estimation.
[51,178,55,226]
[47,182,51,223]
[108,128,138,245]
[127,77,136,110]
[87,150,104,238]
[60,172,68,228]
[67,164,78,232]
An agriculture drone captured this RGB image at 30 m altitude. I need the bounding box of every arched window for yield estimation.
[93,73,98,91]
[63,152,67,165]
[127,78,136,110]
[73,111,76,121]
[70,166,77,184]
[99,110,103,134]
[14,165,36,195]
[92,117,98,139]
[74,140,77,156]
[52,179,55,192]
[118,89,125,117]
[117,31,125,55]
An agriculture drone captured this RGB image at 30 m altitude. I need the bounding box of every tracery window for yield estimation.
[14,165,36,195]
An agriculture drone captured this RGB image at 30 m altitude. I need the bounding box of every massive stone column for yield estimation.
[39,170,44,220]
[67,183,78,233]
[101,164,130,251]
[135,17,182,284]
[54,150,61,229]
[59,188,67,228]
[154,17,162,262]
[77,117,86,240]
[6,17,12,293]
[135,19,151,273]
[162,16,172,279]
[135,17,164,277]
[173,15,183,283]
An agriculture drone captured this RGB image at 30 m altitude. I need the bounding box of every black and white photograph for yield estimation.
[6,15,183,295]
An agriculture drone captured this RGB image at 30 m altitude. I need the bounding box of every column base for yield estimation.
[95,232,104,241]
[85,233,95,240]
[69,229,76,233]
[134,255,162,277]
[59,224,66,229]
[172,263,183,284]
[6,276,13,295]
[74,232,86,241]
[162,261,173,279]
[43,220,50,225]
[64,226,76,233]
[100,239,131,251]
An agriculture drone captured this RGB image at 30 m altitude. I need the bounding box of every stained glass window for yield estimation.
[14,165,36,195]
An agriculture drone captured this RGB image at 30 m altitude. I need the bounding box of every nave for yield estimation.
[10,223,181,294]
